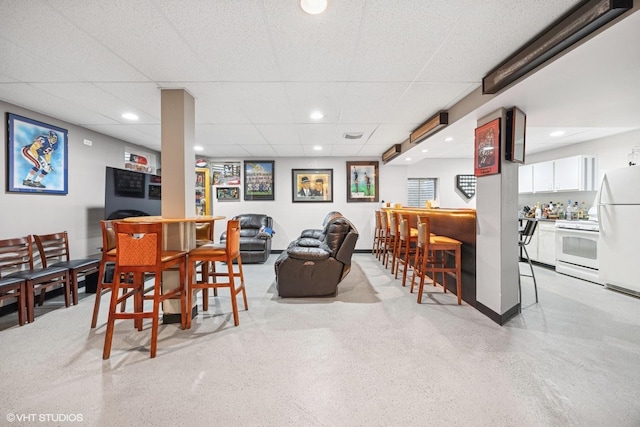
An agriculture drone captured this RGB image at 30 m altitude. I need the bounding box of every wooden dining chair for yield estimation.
[33,231,100,306]
[187,219,247,328]
[395,214,419,287]
[102,221,188,359]
[0,235,70,323]
[0,277,27,326]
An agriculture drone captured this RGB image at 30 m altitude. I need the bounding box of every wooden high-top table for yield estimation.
[121,215,225,323]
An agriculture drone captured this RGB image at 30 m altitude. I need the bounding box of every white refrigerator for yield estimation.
[597,165,640,296]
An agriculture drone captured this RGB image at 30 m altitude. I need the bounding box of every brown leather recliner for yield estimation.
[275,215,359,297]
[220,214,273,264]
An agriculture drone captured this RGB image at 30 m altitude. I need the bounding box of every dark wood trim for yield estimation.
[476,301,520,325]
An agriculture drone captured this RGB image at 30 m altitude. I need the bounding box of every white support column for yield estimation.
[475,108,521,324]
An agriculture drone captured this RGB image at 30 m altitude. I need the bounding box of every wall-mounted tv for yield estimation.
[104,167,161,219]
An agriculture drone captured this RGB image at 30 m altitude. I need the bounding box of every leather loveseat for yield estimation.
[220,214,273,264]
[274,214,358,297]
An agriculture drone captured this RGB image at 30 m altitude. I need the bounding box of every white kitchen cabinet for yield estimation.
[518,164,534,193]
[532,161,554,192]
[553,155,596,191]
[536,222,556,266]
[523,155,597,193]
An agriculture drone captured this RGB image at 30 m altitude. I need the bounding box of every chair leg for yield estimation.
[521,245,538,303]
[237,256,248,310]
[228,259,240,327]
[150,276,161,359]
[70,271,79,305]
[102,275,122,359]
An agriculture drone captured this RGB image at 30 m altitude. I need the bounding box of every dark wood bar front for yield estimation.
[383,207,477,306]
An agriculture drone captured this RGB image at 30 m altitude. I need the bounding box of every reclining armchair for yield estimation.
[275,215,359,297]
[297,211,342,241]
[220,214,273,264]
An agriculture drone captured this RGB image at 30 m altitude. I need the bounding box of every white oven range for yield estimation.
[555,220,601,284]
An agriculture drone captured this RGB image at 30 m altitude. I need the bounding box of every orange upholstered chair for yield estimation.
[102,221,188,359]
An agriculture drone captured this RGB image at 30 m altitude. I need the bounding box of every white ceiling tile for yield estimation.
[272,145,304,157]
[255,124,301,145]
[340,82,410,123]
[285,82,347,123]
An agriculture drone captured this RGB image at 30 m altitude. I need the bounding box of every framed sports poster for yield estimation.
[474,118,500,177]
[244,161,274,201]
[347,161,379,202]
[6,113,68,194]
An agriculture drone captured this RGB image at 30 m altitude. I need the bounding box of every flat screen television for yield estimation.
[104,166,161,219]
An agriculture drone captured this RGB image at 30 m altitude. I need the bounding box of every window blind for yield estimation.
[407,178,437,207]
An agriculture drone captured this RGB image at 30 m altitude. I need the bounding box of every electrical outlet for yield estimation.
[83,139,92,146]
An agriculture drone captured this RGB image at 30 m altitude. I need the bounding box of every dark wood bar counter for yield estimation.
[383,207,477,305]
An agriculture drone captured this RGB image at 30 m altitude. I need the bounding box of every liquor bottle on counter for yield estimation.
[578,202,585,220]
[558,203,565,220]
[572,201,579,220]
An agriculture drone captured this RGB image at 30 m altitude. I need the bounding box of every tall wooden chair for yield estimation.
[187,219,247,328]
[33,231,100,306]
[410,217,463,305]
[102,222,188,359]
[91,220,122,328]
[1,235,70,323]
[395,214,419,287]
[372,210,384,258]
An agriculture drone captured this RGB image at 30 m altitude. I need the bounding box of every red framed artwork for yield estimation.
[474,118,500,177]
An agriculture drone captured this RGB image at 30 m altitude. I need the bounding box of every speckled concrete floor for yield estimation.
[1,254,639,426]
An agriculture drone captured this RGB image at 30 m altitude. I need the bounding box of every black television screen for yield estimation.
[104,167,161,219]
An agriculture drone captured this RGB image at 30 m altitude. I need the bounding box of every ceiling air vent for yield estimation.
[343,132,363,140]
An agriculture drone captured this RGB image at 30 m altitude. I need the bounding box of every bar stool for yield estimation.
[386,212,400,272]
[187,219,247,328]
[395,214,419,287]
[380,210,391,265]
[410,218,463,305]
[372,210,384,259]
[91,220,127,329]
[518,219,539,305]
[102,221,188,359]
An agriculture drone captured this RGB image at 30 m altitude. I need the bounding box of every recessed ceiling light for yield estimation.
[405,157,412,161]
[194,146,203,152]
[550,130,565,137]
[122,112,139,121]
[313,145,322,151]
[310,111,324,120]
[301,0,327,14]
[444,137,453,142]
[421,149,429,153]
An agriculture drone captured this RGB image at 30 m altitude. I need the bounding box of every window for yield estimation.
[407,178,437,207]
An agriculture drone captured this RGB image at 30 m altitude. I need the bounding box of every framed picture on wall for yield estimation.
[6,113,68,195]
[347,161,379,202]
[291,168,333,203]
[216,187,240,201]
[244,161,274,201]
[474,118,501,177]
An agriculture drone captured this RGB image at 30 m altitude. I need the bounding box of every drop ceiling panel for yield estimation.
[272,145,304,157]
[156,0,281,81]
[296,124,340,145]
[255,124,301,145]
[349,0,469,81]
[1,0,149,82]
[0,38,80,82]
[200,145,249,158]
[387,82,477,124]
[244,145,278,158]
[265,0,365,82]
[49,0,211,81]
[85,124,156,147]
[31,83,157,125]
[357,144,389,157]
[285,82,347,123]
[196,124,268,146]
[340,82,410,123]
[94,83,162,120]
[0,83,120,126]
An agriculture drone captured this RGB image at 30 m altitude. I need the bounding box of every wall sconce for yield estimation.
[483,0,633,94]
[410,111,449,145]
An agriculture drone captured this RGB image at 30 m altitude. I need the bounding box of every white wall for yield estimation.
[208,158,408,251]
[406,158,477,209]
[0,101,157,258]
